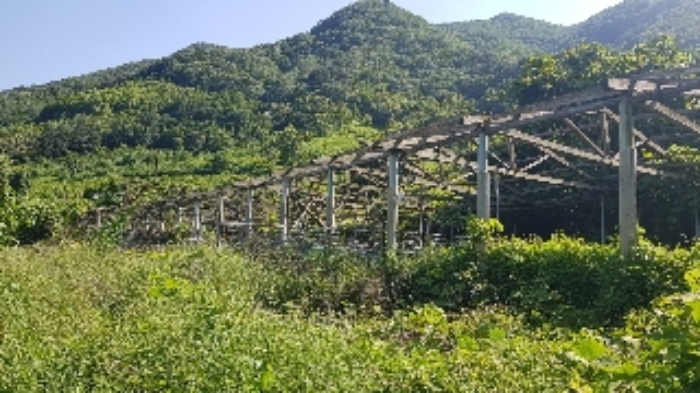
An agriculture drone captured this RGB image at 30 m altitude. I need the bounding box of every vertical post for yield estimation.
[326,168,336,236]
[387,152,400,252]
[280,179,290,245]
[246,189,254,240]
[418,188,425,249]
[619,99,638,257]
[177,207,184,224]
[96,208,102,229]
[602,112,611,156]
[494,170,500,220]
[695,210,700,240]
[193,202,202,242]
[477,132,491,220]
[508,137,516,170]
[216,195,225,249]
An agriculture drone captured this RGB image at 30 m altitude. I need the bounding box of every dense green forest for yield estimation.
[1,0,700,247]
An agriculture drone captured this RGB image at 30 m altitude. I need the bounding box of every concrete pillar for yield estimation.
[418,191,425,249]
[695,210,700,240]
[326,168,336,234]
[246,189,254,240]
[494,170,500,220]
[387,152,400,251]
[508,137,516,169]
[216,195,225,249]
[619,99,638,256]
[193,202,202,242]
[477,132,491,220]
[96,208,102,228]
[602,112,611,156]
[280,179,290,244]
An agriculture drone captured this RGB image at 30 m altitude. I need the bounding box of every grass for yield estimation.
[0,241,697,391]
[0,244,585,392]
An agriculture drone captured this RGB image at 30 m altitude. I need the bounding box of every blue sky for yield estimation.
[0,0,623,91]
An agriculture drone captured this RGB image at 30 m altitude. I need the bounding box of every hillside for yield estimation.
[440,13,576,62]
[575,0,700,49]
[1,0,700,247]
[441,0,700,58]
[1,0,508,163]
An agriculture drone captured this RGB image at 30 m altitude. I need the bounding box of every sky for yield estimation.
[0,0,623,91]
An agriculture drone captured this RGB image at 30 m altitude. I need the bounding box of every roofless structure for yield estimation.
[117,67,700,257]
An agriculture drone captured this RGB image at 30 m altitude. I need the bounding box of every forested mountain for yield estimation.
[575,0,700,49]
[440,13,576,63]
[442,0,700,58]
[2,0,700,246]
[2,0,512,164]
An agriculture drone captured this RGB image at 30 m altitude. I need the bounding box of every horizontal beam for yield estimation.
[506,129,662,176]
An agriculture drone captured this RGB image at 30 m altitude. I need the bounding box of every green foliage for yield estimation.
[576,0,700,49]
[2,0,700,247]
[254,227,692,329]
[0,245,579,391]
[2,242,699,391]
[510,35,694,106]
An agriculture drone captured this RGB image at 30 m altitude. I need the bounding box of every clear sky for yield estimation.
[0,0,623,91]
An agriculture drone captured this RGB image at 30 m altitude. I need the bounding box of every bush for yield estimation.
[0,198,59,246]
[255,223,694,329]
[401,234,692,328]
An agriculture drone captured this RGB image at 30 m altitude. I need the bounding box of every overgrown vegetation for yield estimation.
[2,225,700,391]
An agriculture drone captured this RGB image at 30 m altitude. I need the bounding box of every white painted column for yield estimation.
[326,168,336,234]
[280,179,290,244]
[193,202,202,242]
[619,99,638,256]
[216,195,225,249]
[246,189,254,240]
[477,132,491,220]
[387,153,400,251]
[494,170,500,220]
[96,208,103,228]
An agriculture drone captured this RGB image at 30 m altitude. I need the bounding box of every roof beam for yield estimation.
[645,100,700,137]
[506,129,663,176]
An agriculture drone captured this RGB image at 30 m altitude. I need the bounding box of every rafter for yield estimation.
[563,117,606,156]
[506,129,663,176]
[645,100,700,137]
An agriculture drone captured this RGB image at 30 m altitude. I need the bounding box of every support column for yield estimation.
[494,170,500,220]
[326,168,336,235]
[602,112,611,156]
[418,188,426,249]
[193,202,202,242]
[216,195,225,249]
[246,189,254,240]
[387,152,400,251]
[477,132,491,220]
[619,99,638,256]
[280,179,290,245]
[96,208,103,228]
[694,210,700,240]
[508,137,516,169]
